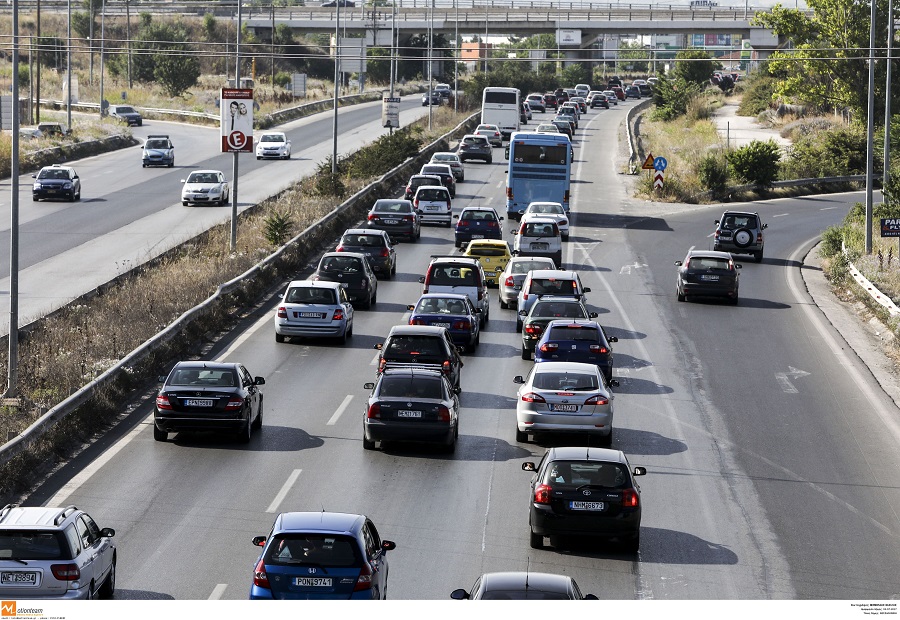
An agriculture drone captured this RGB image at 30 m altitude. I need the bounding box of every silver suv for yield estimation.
[713,210,767,262]
[0,504,116,599]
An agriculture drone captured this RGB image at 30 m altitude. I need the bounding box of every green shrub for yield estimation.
[826,251,849,284]
[346,126,423,179]
[737,76,777,116]
[780,123,867,180]
[650,76,702,121]
[274,71,293,89]
[727,140,781,186]
[263,210,293,247]
[313,157,347,197]
[820,225,845,258]
[698,152,729,198]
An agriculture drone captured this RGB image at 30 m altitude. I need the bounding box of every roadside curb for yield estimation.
[801,243,900,411]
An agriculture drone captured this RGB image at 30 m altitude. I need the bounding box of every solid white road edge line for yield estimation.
[217,311,274,362]
[208,583,227,600]
[327,395,354,426]
[267,469,302,514]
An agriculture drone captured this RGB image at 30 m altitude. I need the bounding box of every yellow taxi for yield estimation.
[463,240,512,286]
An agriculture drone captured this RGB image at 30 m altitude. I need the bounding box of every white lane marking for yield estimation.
[267,469,302,513]
[217,311,273,362]
[46,419,149,506]
[775,374,799,394]
[482,441,498,553]
[820,206,839,210]
[772,213,789,218]
[208,584,227,600]
[327,395,354,426]
[370,351,381,365]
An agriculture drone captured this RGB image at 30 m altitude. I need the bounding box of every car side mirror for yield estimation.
[450,589,470,600]
[157,375,166,383]
[584,594,599,600]
[514,285,522,290]
[674,261,683,266]
[452,386,461,395]
[633,466,647,476]
[522,461,536,471]
[31,173,37,178]
[583,287,591,293]
[762,223,768,229]
[474,307,483,313]
[589,312,598,318]
[100,527,115,538]
[407,304,415,311]
[382,540,397,552]
[735,264,743,269]
[518,310,527,316]
[504,146,510,159]
[456,346,466,353]
[498,216,504,221]
[608,336,618,343]
[252,536,266,547]
[714,220,720,224]
[609,379,620,388]
[374,343,384,350]
[254,377,266,385]
[453,214,459,219]
[418,276,426,283]
[513,375,525,384]
[510,229,518,235]
[364,382,375,390]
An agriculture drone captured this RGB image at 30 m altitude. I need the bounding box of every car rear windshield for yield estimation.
[529,278,577,295]
[542,461,629,488]
[321,256,364,273]
[417,189,449,201]
[416,297,468,314]
[467,247,506,257]
[169,368,236,387]
[383,336,447,363]
[461,211,498,222]
[264,534,361,567]
[429,265,479,286]
[378,375,444,399]
[421,166,448,176]
[532,302,586,319]
[720,215,758,229]
[511,259,554,274]
[547,325,600,341]
[690,257,731,270]
[481,590,572,600]
[0,531,69,561]
[39,168,69,180]
[462,137,488,146]
[523,222,558,236]
[285,286,337,305]
[341,234,386,247]
[533,371,599,391]
[374,201,412,213]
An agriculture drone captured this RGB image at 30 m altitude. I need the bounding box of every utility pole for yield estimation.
[454,0,458,113]
[66,0,72,131]
[35,0,40,123]
[126,0,132,88]
[231,1,242,253]
[99,0,106,119]
[332,2,340,174]
[271,0,276,92]
[865,0,877,254]
[885,0,895,191]
[428,0,433,130]
[7,0,21,397]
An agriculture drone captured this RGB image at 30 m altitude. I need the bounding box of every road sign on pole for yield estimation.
[654,170,664,189]
[220,88,254,153]
[642,153,655,170]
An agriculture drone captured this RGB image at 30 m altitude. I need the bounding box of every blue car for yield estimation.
[533,319,617,383]
[249,512,396,600]
[407,293,480,352]
[453,206,504,248]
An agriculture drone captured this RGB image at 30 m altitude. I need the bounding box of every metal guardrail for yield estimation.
[843,241,900,318]
[626,98,655,174]
[0,110,480,469]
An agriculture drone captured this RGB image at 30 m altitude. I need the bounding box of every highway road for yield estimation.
[20,101,900,601]
[0,94,429,334]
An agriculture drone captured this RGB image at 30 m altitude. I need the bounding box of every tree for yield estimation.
[752,0,893,117]
[727,140,781,187]
[155,53,201,98]
[672,49,719,85]
[366,47,391,84]
[651,74,701,120]
[619,41,650,73]
[131,22,200,96]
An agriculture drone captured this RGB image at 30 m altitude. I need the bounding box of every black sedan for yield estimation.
[675,249,741,304]
[336,228,397,278]
[422,91,442,106]
[362,367,461,452]
[451,572,598,600]
[365,199,421,242]
[153,361,265,443]
[311,251,378,308]
[523,447,646,552]
[32,164,81,202]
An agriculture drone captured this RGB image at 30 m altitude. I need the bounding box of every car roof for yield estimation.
[721,210,759,217]
[410,174,441,180]
[462,133,488,139]
[686,250,734,260]
[521,215,560,224]
[416,185,449,192]
[418,293,470,302]
[275,511,365,535]
[287,279,342,291]
[172,361,239,373]
[343,228,387,236]
[41,165,74,172]
[432,152,459,158]
[259,131,286,137]
[386,325,450,336]
[188,169,223,175]
[373,199,412,206]
[528,269,578,278]
[381,367,445,379]
[467,239,509,248]
[544,319,601,329]
[321,250,368,260]
[460,206,499,213]
[480,572,574,592]
[0,505,80,529]
[546,446,628,464]
[533,296,585,305]
[429,256,480,266]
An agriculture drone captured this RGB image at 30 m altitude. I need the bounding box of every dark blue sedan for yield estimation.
[249,512,395,600]
[454,206,503,248]
[407,293,480,352]
[533,320,617,383]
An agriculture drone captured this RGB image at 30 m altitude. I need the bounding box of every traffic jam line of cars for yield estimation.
[6,84,753,601]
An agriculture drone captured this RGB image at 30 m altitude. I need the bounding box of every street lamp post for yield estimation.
[99,0,106,119]
[231,1,242,253]
[428,0,433,130]
[332,2,340,174]
[7,0,21,397]
[66,0,72,131]
[884,0,895,190]
[454,0,458,113]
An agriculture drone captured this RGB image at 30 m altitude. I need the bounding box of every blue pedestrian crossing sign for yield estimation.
[653,156,668,172]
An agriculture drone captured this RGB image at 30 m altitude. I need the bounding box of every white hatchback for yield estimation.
[256,132,291,160]
[511,215,563,267]
[414,185,453,227]
[519,202,570,240]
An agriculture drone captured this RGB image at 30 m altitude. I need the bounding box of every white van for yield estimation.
[574,84,591,98]
[482,87,521,139]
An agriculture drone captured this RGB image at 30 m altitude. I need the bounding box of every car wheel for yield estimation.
[99,557,116,599]
[515,428,528,443]
[142,163,147,168]
[69,192,76,202]
[252,399,264,431]
[363,432,376,451]
[153,425,167,442]
[729,295,739,306]
[183,201,189,206]
[521,346,531,360]
[391,261,397,277]
[168,162,174,168]
[515,320,522,333]
[754,250,764,262]
[487,157,493,164]
[445,428,458,453]
[371,290,377,306]
[624,532,640,553]
[529,529,543,549]
[602,427,613,447]
[562,233,569,241]
[257,156,261,160]
[677,288,685,302]
[339,325,349,344]
[276,333,286,343]
[499,298,508,309]
[733,228,753,248]
[362,295,372,310]
[237,418,252,444]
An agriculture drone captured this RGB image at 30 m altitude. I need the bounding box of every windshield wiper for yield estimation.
[2,558,30,565]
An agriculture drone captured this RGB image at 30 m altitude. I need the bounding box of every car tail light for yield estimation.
[757,232,763,243]
[457,220,469,228]
[521,391,546,403]
[361,278,368,289]
[336,245,345,252]
[155,395,173,410]
[403,215,414,222]
[487,221,498,228]
[367,214,376,221]
[519,223,526,235]
[505,276,515,287]
[560,219,568,226]
[333,309,344,321]
[367,403,381,419]
[452,319,470,330]
[252,558,270,589]
[437,405,451,421]
[589,344,608,353]
[51,563,80,581]
[683,259,691,268]
[524,324,543,336]
[538,343,558,352]
[378,358,386,373]
[714,229,721,239]
[622,488,640,508]
[277,306,287,319]
[442,360,451,374]
[534,483,552,504]
[380,248,390,257]
[410,318,425,325]
[225,397,243,411]
[354,562,374,591]
[584,395,609,406]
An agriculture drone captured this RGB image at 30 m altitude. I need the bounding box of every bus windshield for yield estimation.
[511,144,568,165]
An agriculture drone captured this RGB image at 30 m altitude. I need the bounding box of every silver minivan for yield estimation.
[414,185,453,227]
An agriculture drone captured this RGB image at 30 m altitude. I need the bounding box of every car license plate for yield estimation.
[426,206,439,211]
[294,577,332,587]
[295,312,325,318]
[1,572,38,584]
[550,404,578,412]
[569,501,606,511]
[385,219,399,224]
[398,410,422,418]
[432,322,451,328]
[184,399,214,407]
[530,243,549,250]
[472,234,485,239]
[700,275,720,281]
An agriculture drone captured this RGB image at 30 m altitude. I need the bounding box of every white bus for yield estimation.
[481,87,520,140]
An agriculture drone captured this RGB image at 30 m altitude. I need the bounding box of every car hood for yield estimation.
[183,182,222,191]
[145,148,172,156]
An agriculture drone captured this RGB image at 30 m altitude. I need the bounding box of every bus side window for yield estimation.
[504,145,510,160]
